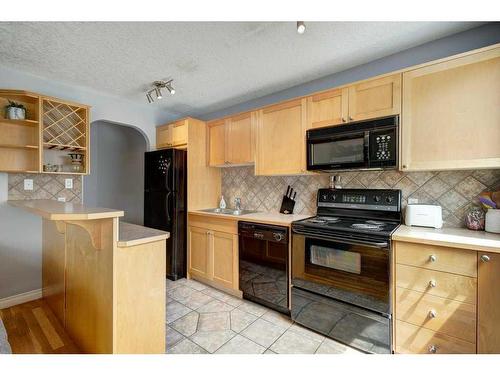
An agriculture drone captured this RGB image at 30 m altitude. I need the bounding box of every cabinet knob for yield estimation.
[428,309,437,319]
[481,254,491,262]
[429,280,437,288]
[402,165,407,169]
[428,345,437,354]
[349,116,354,121]
[429,254,437,262]
[342,117,346,122]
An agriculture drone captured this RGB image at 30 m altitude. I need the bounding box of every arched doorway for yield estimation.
[83,120,148,224]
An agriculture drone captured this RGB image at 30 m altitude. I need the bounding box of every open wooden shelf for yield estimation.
[0,143,38,149]
[0,118,39,127]
[0,89,90,174]
[43,142,86,151]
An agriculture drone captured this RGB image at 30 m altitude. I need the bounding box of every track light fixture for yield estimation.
[146,79,175,103]
[297,21,306,34]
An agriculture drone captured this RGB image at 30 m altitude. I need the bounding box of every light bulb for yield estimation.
[155,87,162,99]
[297,21,306,34]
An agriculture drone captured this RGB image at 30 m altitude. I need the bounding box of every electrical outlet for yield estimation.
[23,179,33,191]
[57,197,66,202]
[408,198,419,204]
[65,178,73,189]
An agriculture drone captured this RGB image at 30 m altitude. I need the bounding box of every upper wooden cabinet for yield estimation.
[207,111,255,167]
[401,47,500,171]
[226,112,255,165]
[348,74,401,122]
[156,119,188,149]
[478,251,500,354]
[305,75,400,130]
[256,98,307,175]
[306,87,348,129]
[207,119,226,166]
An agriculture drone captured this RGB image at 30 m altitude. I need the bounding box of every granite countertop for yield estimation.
[393,225,500,253]
[189,209,312,226]
[118,222,169,248]
[9,199,124,220]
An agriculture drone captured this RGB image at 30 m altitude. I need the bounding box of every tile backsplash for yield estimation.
[8,173,82,202]
[221,167,500,228]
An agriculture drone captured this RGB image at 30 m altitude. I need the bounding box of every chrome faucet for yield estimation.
[234,197,242,211]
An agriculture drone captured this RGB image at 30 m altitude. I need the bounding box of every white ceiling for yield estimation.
[0,22,481,117]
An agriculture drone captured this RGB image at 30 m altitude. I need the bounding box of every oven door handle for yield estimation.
[293,230,389,249]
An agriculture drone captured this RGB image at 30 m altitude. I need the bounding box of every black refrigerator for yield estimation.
[144,149,187,280]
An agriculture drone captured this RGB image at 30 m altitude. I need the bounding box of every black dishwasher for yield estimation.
[238,221,289,314]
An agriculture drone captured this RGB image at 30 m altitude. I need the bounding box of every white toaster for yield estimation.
[405,204,443,229]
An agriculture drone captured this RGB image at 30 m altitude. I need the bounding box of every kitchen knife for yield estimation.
[292,192,297,201]
[286,185,291,197]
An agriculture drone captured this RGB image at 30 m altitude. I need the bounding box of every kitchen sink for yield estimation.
[199,208,259,216]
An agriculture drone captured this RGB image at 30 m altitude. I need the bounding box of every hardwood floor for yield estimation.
[0,299,80,354]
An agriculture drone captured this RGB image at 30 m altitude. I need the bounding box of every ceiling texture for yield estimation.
[0,22,482,117]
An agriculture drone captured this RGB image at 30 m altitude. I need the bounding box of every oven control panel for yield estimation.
[318,188,401,212]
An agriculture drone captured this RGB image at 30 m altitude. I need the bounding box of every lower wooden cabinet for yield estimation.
[478,251,500,353]
[188,214,239,292]
[394,241,500,354]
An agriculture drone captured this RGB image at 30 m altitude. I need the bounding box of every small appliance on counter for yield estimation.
[485,209,500,234]
[279,185,296,214]
[405,204,443,229]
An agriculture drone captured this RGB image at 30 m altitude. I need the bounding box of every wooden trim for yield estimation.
[0,289,42,309]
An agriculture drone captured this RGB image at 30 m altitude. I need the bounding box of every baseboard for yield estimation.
[0,289,42,309]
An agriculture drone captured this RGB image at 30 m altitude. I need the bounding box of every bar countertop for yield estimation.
[9,199,124,220]
[118,222,169,248]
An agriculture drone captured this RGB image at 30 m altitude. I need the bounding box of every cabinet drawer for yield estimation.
[395,287,476,343]
[395,242,477,277]
[396,264,477,304]
[395,320,476,354]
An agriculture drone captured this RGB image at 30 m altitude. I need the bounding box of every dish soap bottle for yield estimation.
[219,195,227,210]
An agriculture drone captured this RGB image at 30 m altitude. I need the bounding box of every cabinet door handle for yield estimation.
[429,254,437,262]
[429,280,437,288]
[481,254,490,262]
[428,345,437,354]
[428,309,437,319]
[348,116,354,121]
[341,117,346,122]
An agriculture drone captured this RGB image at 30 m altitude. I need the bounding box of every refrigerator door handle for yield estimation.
[166,191,172,222]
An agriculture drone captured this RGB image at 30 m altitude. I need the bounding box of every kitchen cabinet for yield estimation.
[393,241,478,354]
[478,252,500,353]
[207,112,255,166]
[306,87,348,129]
[156,119,188,149]
[187,213,239,292]
[401,47,500,171]
[188,226,211,279]
[255,98,307,175]
[207,119,226,166]
[226,112,255,165]
[0,90,90,174]
[347,74,401,122]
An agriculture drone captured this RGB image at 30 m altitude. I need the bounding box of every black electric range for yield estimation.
[291,188,402,354]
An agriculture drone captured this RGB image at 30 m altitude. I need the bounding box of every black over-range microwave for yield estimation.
[306,116,398,172]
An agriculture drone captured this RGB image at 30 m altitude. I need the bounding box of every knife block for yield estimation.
[279,195,296,214]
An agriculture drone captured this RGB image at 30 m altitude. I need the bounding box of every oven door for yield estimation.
[307,131,368,171]
[291,233,391,353]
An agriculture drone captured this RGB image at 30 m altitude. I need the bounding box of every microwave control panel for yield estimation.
[369,128,397,167]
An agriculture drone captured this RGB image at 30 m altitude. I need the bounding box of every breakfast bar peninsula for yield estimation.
[9,199,169,354]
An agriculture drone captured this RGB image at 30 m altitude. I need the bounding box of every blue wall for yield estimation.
[201,23,500,121]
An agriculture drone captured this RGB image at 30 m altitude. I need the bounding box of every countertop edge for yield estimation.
[9,200,124,220]
[393,225,500,253]
[188,210,312,226]
[118,222,170,248]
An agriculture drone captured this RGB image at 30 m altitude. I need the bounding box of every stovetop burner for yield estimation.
[307,216,341,224]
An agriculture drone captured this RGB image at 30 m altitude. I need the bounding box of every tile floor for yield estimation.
[166,278,362,354]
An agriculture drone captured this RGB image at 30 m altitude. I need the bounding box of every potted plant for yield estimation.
[5,100,27,120]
